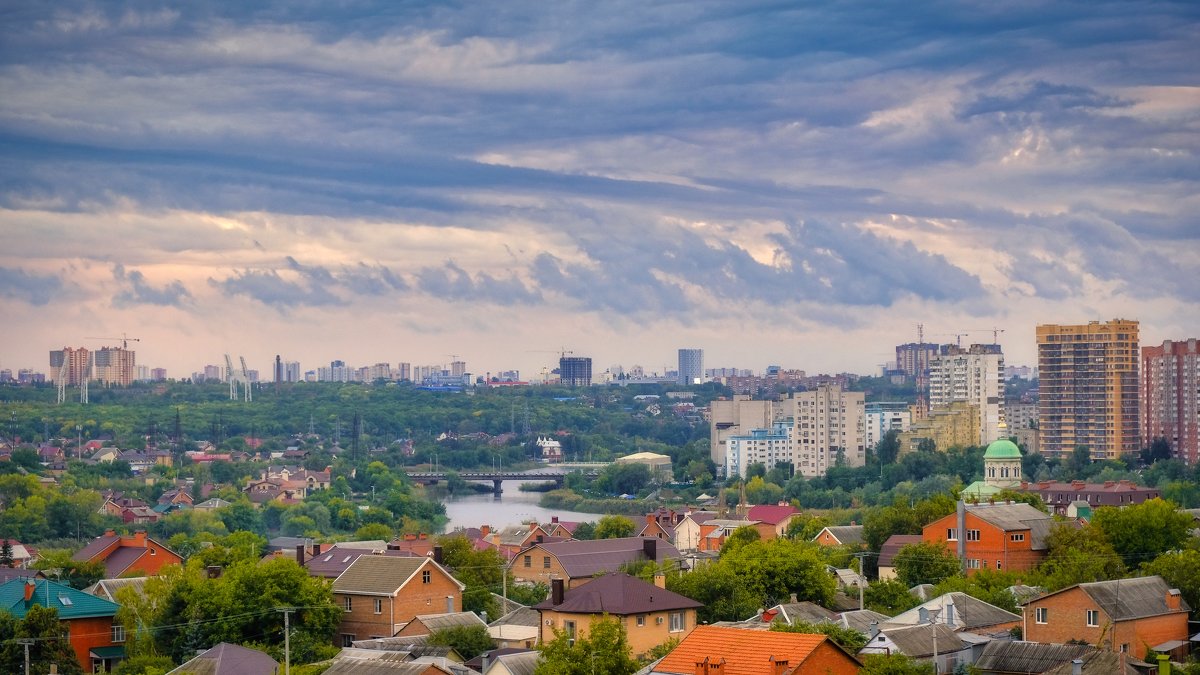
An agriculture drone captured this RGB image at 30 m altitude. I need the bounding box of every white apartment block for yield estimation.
[709,395,777,469]
[725,421,792,479]
[781,385,866,477]
[865,402,912,450]
[929,345,1006,444]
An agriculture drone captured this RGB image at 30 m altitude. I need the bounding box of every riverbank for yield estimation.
[538,488,652,517]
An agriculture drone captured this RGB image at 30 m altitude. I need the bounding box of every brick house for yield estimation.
[673,511,717,552]
[534,573,702,657]
[922,502,1057,574]
[1015,480,1161,516]
[72,530,182,577]
[746,504,799,539]
[697,519,757,553]
[393,611,488,637]
[648,625,861,675]
[509,537,681,589]
[877,534,923,581]
[1022,576,1190,659]
[331,555,465,646]
[0,578,124,673]
[813,525,864,548]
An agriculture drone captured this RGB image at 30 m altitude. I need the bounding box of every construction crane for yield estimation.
[84,333,141,350]
[225,354,252,402]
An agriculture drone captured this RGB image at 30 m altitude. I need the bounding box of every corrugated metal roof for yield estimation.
[533,573,701,615]
[490,651,539,675]
[972,641,1139,675]
[884,592,1019,631]
[1079,576,1190,620]
[821,525,865,545]
[166,642,278,675]
[411,611,488,632]
[875,623,965,657]
[837,609,891,633]
[530,537,681,579]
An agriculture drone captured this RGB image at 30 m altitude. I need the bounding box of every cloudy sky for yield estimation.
[1,1,1197,380]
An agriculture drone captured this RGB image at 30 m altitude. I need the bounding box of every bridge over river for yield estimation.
[405,468,600,494]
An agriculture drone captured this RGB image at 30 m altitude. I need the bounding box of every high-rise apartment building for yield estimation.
[865,401,912,450]
[895,342,942,378]
[929,344,1006,444]
[780,385,866,477]
[710,395,777,467]
[678,349,703,385]
[92,346,136,386]
[49,347,91,385]
[450,360,467,377]
[559,356,592,387]
[1037,319,1140,460]
[396,362,411,382]
[285,361,301,382]
[725,421,792,479]
[1142,338,1199,465]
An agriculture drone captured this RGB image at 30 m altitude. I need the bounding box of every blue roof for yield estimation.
[0,578,120,620]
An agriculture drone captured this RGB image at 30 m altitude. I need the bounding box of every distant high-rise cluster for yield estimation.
[1037,319,1140,460]
[1143,338,1199,464]
[928,344,1005,444]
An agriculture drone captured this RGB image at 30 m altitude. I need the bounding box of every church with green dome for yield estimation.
[962,437,1024,500]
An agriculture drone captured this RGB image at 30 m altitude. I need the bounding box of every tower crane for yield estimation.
[225,354,252,402]
[85,333,141,350]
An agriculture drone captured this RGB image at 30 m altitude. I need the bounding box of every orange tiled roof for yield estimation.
[655,625,827,675]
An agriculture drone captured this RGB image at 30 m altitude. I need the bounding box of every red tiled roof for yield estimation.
[746,504,798,525]
[655,625,842,675]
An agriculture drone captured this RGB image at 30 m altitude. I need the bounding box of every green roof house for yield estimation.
[0,577,124,672]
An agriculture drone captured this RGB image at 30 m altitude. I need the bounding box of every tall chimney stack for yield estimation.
[551,578,565,605]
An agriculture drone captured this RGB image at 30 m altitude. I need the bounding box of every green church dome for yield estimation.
[984,438,1022,459]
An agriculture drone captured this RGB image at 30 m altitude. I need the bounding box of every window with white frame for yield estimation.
[343,596,352,612]
[669,611,685,632]
[1035,607,1047,624]
[374,598,383,614]
[966,529,981,542]
[946,528,958,541]
[111,623,126,643]
[1086,610,1099,627]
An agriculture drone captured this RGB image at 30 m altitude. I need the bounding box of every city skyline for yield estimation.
[1,3,1197,380]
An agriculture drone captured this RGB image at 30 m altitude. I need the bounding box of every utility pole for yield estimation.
[17,637,33,675]
[857,554,865,611]
[277,607,294,675]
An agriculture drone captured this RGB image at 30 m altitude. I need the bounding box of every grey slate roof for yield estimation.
[323,651,456,675]
[488,651,540,675]
[533,573,701,615]
[836,609,891,633]
[821,525,865,546]
[409,611,488,633]
[974,641,1141,675]
[527,537,681,578]
[874,623,965,658]
[490,606,540,628]
[764,601,837,625]
[966,503,1056,550]
[885,592,1020,631]
[334,556,465,596]
[1036,575,1191,621]
[83,577,149,602]
[166,642,278,675]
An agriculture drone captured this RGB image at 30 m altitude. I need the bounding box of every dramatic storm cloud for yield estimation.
[1,0,1196,377]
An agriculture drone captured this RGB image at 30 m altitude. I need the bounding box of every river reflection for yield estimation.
[441,486,606,532]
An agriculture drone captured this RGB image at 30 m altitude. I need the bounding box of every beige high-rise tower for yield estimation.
[1036,319,1140,460]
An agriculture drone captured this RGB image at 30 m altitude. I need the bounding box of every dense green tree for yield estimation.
[0,605,84,675]
[1141,437,1173,465]
[1038,522,1124,591]
[0,539,13,567]
[893,542,961,588]
[535,615,640,674]
[771,619,868,651]
[427,625,494,660]
[32,549,107,588]
[1091,498,1193,565]
[1143,549,1200,612]
[859,653,935,674]
[354,523,395,540]
[437,534,507,619]
[719,525,761,557]
[217,499,264,535]
[864,579,920,614]
[111,655,175,675]
[594,515,637,540]
[571,521,596,540]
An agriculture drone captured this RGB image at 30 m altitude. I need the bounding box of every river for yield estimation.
[441,485,606,532]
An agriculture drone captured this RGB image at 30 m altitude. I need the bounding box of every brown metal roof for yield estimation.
[533,573,701,615]
[524,537,680,579]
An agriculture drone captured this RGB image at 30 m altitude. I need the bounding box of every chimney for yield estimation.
[296,544,306,566]
[654,573,666,589]
[529,522,539,532]
[446,595,455,613]
[419,533,428,540]
[105,529,116,537]
[956,500,966,569]
[770,656,790,675]
[868,621,880,638]
[552,516,559,524]
[1167,588,1182,610]
[647,514,657,524]
[480,525,490,537]
[694,657,725,675]
[643,537,657,561]
[433,545,443,565]
[790,593,797,604]
[1071,658,1083,675]
[551,578,565,606]
[481,652,490,674]
[23,580,35,602]
[134,530,147,546]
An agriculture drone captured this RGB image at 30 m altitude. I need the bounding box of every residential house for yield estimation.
[166,642,278,675]
[83,577,148,603]
[73,530,183,577]
[0,578,124,673]
[835,609,892,634]
[884,592,1021,634]
[394,611,488,638]
[322,650,457,675]
[1022,576,1190,660]
[746,504,799,539]
[752,598,836,627]
[0,568,45,585]
[488,607,540,649]
[1,539,38,567]
[648,625,861,675]
[331,555,465,647]
[878,534,923,581]
[1015,480,1161,516]
[860,621,973,673]
[302,545,417,579]
[673,511,717,552]
[509,537,680,589]
[923,502,1057,574]
[697,519,758,553]
[534,574,702,657]
[157,488,193,508]
[638,508,681,543]
[473,649,539,675]
[542,516,580,539]
[813,525,864,548]
[193,497,233,511]
[974,641,1141,675]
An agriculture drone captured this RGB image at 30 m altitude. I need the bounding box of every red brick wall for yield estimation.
[66,615,118,672]
[800,640,861,675]
[335,567,463,643]
[1024,588,1188,656]
[923,512,1045,574]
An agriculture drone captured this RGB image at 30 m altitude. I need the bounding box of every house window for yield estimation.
[423,570,432,584]
[1035,607,1047,624]
[543,556,551,569]
[996,561,1002,570]
[946,528,958,541]
[524,555,532,568]
[374,598,382,614]
[967,559,980,569]
[966,529,981,542]
[564,620,576,646]
[111,623,126,643]
[636,615,645,627]
[1086,610,1099,627]
[1011,533,1025,542]
[343,596,353,612]
[669,611,685,633]
[341,634,355,647]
